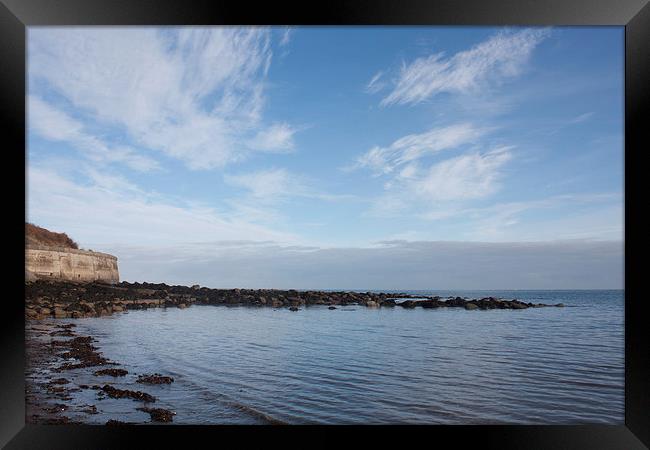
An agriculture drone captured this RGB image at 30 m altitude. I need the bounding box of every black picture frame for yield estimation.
[1,0,648,448]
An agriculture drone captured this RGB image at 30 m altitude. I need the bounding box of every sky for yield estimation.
[26,26,624,290]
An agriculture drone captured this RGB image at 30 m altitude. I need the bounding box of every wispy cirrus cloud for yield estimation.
[225,168,358,203]
[247,122,298,152]
[28,96,160,172]
[352,123,489,175]
[27,165,298,248]
[364,71,386,94]
[367,146,514,217]
[28,27,296,171]
[410,146,513,201]
[279,27,293,47]
[569,111,595,124]
[224,168,302,201]
[378,28,550,106]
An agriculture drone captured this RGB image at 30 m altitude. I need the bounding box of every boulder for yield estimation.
[446,297,466,307]
[464,303,479,310]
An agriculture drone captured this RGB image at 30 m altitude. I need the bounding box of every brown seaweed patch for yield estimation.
[101,385,155,403]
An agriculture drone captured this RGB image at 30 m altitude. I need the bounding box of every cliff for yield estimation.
[25,224,119,284]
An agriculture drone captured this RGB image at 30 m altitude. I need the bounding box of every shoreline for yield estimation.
[26,280,565,321]
[25,319,177,425]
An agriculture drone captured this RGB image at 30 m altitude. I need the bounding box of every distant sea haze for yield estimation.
[62,289,623,424]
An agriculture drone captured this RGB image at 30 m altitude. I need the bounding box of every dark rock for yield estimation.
[44,403,68,414]
[101,385,155,403]
[445,297,466,307]
[136,374,174,384]
[94,368,128,377]
[106,419,135,426]
[137,407,175,422]
[82,405,98,414]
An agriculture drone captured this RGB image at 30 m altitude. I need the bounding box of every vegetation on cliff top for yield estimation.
[26,223,79,249]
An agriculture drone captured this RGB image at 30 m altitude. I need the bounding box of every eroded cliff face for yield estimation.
[26,246,119,283]
[25,224,119,283]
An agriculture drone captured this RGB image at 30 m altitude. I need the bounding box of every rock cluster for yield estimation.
[25,280,563,320]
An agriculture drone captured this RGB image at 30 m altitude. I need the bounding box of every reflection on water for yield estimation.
[68,290,624,424]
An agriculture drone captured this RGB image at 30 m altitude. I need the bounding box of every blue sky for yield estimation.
[26,26,624,289]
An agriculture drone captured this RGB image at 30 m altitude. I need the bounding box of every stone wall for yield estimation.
[25,245,119,284]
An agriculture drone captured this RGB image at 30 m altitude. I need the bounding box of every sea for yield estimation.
[49,289,624,424]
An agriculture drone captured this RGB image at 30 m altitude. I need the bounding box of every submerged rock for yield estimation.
[136,374,174,385]
[94,368,128,377]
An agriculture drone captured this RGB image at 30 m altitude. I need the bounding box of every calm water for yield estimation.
[61,290,624,424]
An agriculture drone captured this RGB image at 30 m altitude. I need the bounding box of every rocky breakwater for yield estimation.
[25,280,564,320]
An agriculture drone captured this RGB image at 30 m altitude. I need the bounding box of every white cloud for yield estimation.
[413,146,513,201]
[570,112,595,124]
[27,166,297,247]
[380,28,550,106]
[248,123,297,152]
[354,123,488,175]
[28,27,295,170]
[366,146,514,218]
[28,95,160,172]
[224,168,301,200]
[365,71,386,94]
[224,167,355,204]
[279,27,292,47]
